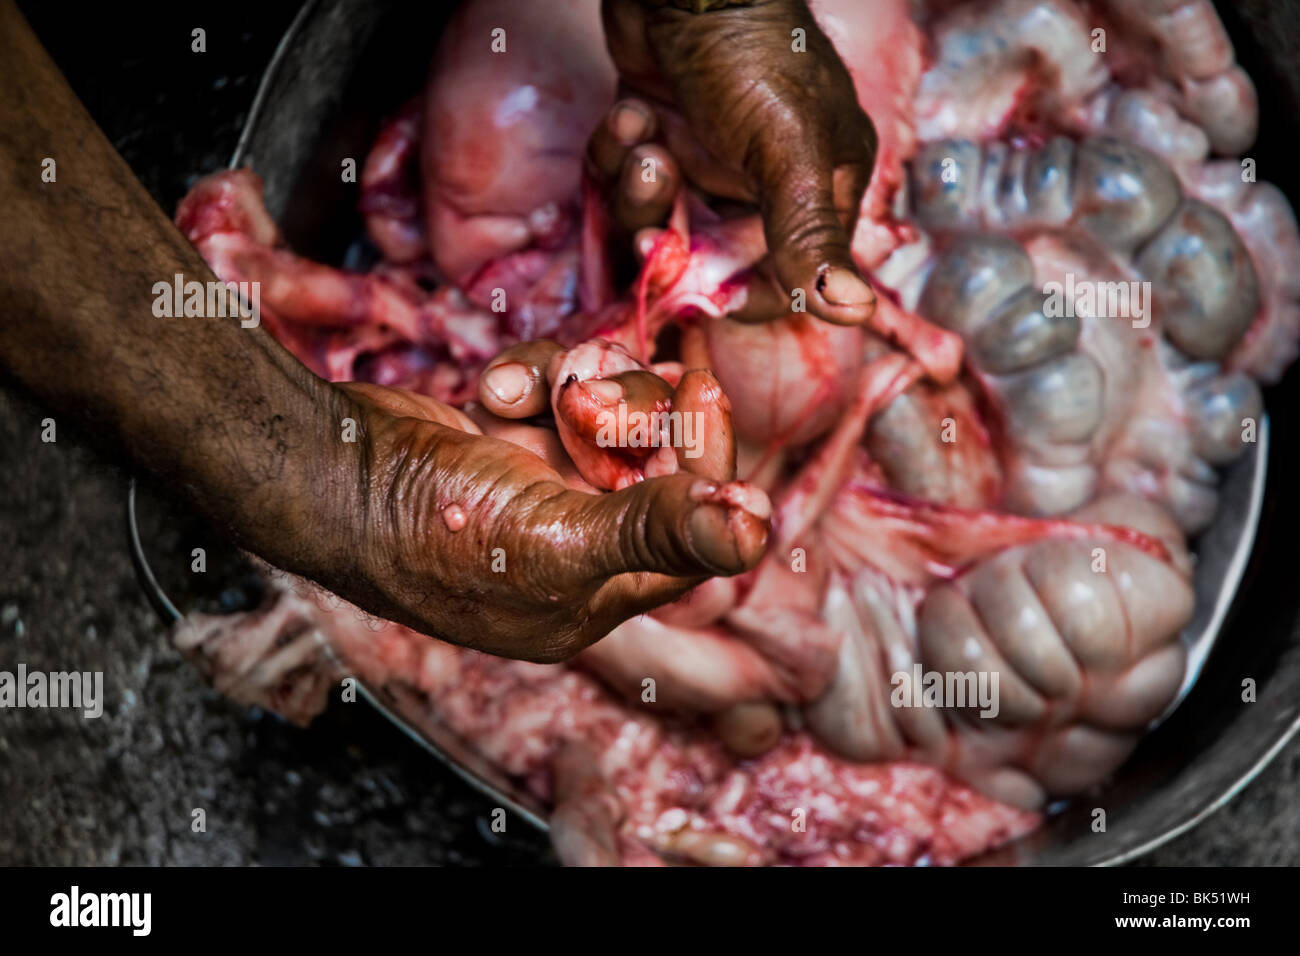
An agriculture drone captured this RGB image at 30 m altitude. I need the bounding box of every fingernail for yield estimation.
[688,503,733,572]
[586,379,624,404]
[818,267,876,308]
[692,479,771,519]
[611,103,651,145]
[483,362,530,405]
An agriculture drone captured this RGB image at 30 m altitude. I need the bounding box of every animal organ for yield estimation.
[173,0,1300,865]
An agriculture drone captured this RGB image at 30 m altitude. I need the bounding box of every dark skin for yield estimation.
[0,0,874,662]
[590,0,879,325]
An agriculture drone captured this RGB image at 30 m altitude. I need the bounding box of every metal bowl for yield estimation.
[129,0,1300,865]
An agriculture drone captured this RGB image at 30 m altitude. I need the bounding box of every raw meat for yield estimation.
[173,0,1300,865]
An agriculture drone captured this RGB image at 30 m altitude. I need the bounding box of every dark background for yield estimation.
[0,0,1295,866]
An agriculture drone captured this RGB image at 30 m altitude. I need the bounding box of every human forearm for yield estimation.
[0,1,364,585]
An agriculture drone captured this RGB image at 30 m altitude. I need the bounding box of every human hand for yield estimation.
[330,370,769,663]
[591,0,878,325]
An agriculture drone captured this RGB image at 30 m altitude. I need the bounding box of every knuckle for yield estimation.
[615,485,663,570]
[779,206,848,260]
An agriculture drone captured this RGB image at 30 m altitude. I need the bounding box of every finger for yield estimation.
[680,321,710,368]
[588,569,705,625]
[832,110,878,234]
[671,369,735,481]
[613,143,679,233]
[609,368,674,414]
[749,123,877,327]
[478,339,564,418]
[560,473,770,581]
[657,107,756,203]
[337,382,481,433]
[831,164,869,240]
[727,265,794,324]
[554,368,672,445]
[588,98,657,182]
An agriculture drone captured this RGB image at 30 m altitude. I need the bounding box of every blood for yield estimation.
[633,228,690,364]
[171,0,1287,867]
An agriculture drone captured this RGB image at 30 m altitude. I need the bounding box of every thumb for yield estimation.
[562,473,770,581]
[751,128,877,327]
